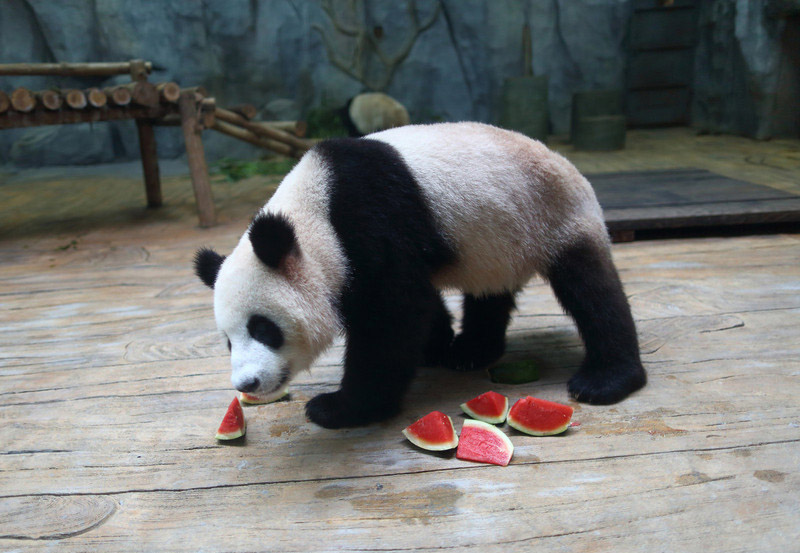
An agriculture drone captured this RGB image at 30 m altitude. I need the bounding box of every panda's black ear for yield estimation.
[249,212,299,270]
[194,248,225,289]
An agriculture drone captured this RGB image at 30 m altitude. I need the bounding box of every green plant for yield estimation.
[305,107,349,139]
[212,158,297,182]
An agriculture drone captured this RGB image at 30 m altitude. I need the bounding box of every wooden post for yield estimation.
[135,119,162,208]
[179,92,215,227]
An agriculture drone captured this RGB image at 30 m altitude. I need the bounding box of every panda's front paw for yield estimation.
[448,332,505,372]
[306,391,398,429]
[568,362,647,404]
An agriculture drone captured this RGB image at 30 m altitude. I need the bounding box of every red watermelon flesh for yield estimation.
[456,419,514,466]
[402,411,458,451]
[460,391,509,424]
[507,396,573,436]
[215,397,246,440]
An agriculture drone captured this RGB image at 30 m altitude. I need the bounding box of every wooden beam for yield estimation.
[0,105,174,129]
[212,119,294,157]
[179,92,215,227]
[0,90,9,114]
[0,60,153,77]
[215,107,310,155]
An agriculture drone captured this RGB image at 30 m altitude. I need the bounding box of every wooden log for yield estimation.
[182,86,208,101]
[228,104,258,120]
[135,119,162,208]
[10,88,36,112]
[156,82,181,104]
[199,97,216,129]
[64,89,88,110]
[123,81,159,108]
[263,120,307,137]
[179,92,215,227]
[0,90,10,113]
[104,86,132,107]
[85,88,107,109]
[0,104,174,130]
[211,120,294,157]
[36,90,63,111]
[215,107,310,154]
[0,60,152,77]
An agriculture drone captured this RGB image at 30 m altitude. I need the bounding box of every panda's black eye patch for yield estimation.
[247,315,284,350]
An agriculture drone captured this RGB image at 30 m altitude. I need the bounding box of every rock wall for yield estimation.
[0,0,791,167]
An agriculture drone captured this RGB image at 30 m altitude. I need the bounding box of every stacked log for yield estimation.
[213,107,311,158]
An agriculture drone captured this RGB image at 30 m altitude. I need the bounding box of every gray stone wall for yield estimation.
[0,0,790,167]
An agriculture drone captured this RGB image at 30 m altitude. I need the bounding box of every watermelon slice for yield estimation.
[215,397,246,440]
[239,385,289,405]
[456,419,514,466]
[460,391,509,424]
[507,396,573,436]
[402,411,458,451]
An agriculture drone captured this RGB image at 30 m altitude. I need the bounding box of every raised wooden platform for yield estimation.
[591,168,800,237]
[1,128,799,551]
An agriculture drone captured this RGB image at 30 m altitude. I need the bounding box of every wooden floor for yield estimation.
[1,128,799,552]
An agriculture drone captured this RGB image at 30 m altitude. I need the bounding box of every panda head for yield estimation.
[194,212,334,397]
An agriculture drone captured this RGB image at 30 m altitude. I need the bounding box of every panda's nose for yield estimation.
[235,377,260,393]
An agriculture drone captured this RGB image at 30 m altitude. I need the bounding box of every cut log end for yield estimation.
[86,88,107,108]
[105,86,132,106]
[156,82,181,103]
[0,90,9,113]
[11,88,36,112]
[38,90,63,111]
[64,89,88,110]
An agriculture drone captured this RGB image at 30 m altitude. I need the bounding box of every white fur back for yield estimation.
[369,122,608,294]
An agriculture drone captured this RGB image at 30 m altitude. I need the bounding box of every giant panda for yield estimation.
[195,122,646,429]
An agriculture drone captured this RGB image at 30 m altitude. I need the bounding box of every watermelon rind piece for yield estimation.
[456,419,514,466]
[239,385,289,405]
[460,391,509,424]
[402,411,458,451]
[507,396,573,436]
[488,359,540,384]
[215,397,247,440]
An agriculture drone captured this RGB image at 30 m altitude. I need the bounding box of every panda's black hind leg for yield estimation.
[449,292,516,372]
[546,239,646,404]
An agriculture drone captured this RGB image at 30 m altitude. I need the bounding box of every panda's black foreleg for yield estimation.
[422,292,454,367]
[449,292,517,371]
[305,281,441,429]
[546,239,646,404]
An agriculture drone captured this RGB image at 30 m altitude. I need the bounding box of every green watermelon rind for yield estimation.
[459,392,509,424]
[402,413,459,451]
[239,385,289,405]
[507,397,573,436]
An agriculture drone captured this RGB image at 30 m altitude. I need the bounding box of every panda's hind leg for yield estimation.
[449,292,516,371]
[546,238,646,404]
